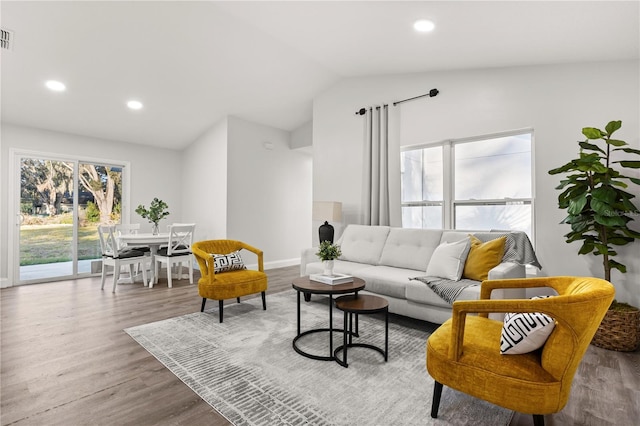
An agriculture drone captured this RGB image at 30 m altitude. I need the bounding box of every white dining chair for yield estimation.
[115,223,151,275]
[98,224,150,292]
[152,223,195,288]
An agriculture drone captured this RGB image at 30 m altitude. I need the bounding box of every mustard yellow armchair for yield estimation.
[192,240,268,323]
[426,276,614,426]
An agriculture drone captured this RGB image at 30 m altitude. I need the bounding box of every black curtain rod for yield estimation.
[355,88,439,115]
[393,88,439,106]
[355,105,387,115]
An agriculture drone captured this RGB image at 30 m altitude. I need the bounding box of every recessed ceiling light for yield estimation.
[127,100,143,110]
[414,19,435,33]
[45,80,66,92]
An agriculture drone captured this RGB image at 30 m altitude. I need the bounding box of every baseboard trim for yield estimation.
[264,258,299,270]
[246,258,300,271]
[0,278,10,289]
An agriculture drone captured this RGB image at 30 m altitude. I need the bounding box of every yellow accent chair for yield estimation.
[426,276,615,426]
[192,240,268,323]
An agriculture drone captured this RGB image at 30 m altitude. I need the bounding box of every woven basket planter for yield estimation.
[591,307,640,352]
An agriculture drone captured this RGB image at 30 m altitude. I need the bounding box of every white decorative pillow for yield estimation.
[425,238,471,281]
[501,296,555,355]
[212,251,246,273]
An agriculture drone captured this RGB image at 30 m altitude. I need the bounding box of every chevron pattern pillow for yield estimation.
[500,296,555,355]
[212,251,246,273]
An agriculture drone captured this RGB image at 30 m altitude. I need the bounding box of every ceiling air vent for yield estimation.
[1,28,14,51]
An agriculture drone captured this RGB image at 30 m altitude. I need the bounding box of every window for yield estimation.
[401,130,533,238]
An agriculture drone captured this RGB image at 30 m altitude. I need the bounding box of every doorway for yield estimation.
[16,154,124,283]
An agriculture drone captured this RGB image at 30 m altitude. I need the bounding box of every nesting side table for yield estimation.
[333,294,389,368]
[291,276,366,361]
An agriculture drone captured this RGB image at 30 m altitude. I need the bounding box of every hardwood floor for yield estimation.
[1,266,638,425]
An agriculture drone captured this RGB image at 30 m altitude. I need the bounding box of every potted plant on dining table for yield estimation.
[135,198,170,235]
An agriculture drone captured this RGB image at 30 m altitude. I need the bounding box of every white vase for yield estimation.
[152,223,160,235]
[323,260,334,276]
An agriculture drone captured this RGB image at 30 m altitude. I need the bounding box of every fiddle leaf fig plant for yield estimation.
[549,120,640,282]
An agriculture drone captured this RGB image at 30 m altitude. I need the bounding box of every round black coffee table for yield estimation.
[292,276,365,361]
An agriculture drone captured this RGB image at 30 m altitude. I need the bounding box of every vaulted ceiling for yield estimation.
[2,1,638,150]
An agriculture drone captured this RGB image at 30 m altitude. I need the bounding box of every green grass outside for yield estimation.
[20,224,101,266]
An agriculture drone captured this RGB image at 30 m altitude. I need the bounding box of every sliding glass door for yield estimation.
[16,154,123,283]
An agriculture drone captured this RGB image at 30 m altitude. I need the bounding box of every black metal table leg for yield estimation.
[384,308,389,361]
[329,294,333,358]
[296,290,301,336]
[343,311,349,366]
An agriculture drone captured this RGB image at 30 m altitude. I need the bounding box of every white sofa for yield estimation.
[301,225,535,324]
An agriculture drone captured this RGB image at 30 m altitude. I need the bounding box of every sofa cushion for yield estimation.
[406,279,481,308]
[338,225,390,265]
[354,266,414,299]
[304,259,372,277]
[379,228,443,271]
[425,238,471,281]
[440,231,472,244]
[463,235,507,281]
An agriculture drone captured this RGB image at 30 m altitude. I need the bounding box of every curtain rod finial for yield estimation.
[429,88,439,97]
[355,108,367,116]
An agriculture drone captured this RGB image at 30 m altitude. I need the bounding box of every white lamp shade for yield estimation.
[313,201,342,222]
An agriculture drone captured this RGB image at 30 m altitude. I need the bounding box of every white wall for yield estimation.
[291,120,312,150]
[226,116,312,267]
[181,117,228,241]
[0,123,183,286]
[313,60,640,306]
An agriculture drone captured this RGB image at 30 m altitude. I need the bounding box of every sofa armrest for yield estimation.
[488,262,526,280]
[300,247,318,276]
[485,263,527,320]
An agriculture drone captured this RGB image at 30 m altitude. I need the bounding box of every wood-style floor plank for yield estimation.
[1,266,638,425]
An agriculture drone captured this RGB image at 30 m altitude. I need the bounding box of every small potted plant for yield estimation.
[135,198,170,235]
[316,240,342,276]
[549,120,640,351]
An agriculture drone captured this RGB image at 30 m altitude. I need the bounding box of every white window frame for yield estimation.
[400,128,536,244]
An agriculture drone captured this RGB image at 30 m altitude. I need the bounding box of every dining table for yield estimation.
[116,232,171,285]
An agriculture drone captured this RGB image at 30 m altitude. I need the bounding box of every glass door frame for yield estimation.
[8,148,131,286]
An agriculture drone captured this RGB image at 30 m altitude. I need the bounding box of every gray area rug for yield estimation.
[125,290,513,426]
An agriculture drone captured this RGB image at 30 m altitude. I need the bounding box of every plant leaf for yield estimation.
[609,259,627,274]
[578,141,605,154]
[608,236,634,245]
[622,228,640,239]
[578,242,594,255]
[617,161,640,168]
[605,120,622,135]
[590,198,612,216]
[568,193,588,215]
[614,147,640,155]
[595,214,626,227]
[582,127,603,139]
[606,139,627,147]
[549,162,576,175]
[592,243,610,255]
[592,186,617,204]
[610,180,628,188]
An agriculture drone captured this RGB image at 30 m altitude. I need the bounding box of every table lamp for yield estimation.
[312,201,342,244]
